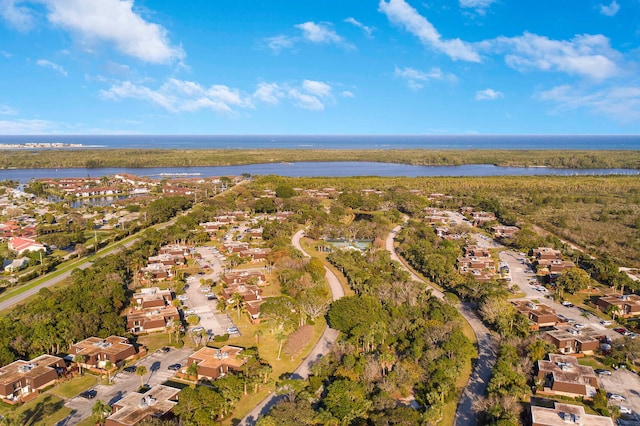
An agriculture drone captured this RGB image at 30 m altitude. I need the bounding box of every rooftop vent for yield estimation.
[18,363,36,373]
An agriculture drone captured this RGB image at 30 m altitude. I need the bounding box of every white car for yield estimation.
[177,295,189,301]
[600,320,612,326]
[619,406,632,415]
[608,393,626,401]
[574,323,586,329]
[561,301,574,307]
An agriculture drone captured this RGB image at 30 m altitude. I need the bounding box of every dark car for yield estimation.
[123,366,137,373]
[168,363,181,371]
[595,369,612,376]
[615,328,629,335]
[158,346,171,353]
[80,389,97,399]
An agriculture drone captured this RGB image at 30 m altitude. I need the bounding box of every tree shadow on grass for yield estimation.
[22,395,64,426]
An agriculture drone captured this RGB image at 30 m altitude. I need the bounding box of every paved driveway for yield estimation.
[599,369,640,417]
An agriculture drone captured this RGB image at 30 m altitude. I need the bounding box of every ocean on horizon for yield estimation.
[1,134,640,150]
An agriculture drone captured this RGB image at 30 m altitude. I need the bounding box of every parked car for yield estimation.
[227,326,239,334]
[574,323,586,329]
[600,320,612,326]
[168,363,181,371]
[595,369,612,376]
[80,389,97,399]
[614,328,629,335]
[123,366,137,373]
[192,326,204,333]
[619,406,632,415]
[561,301,573,307]
[608,393,626,401]
[158,346,170,353]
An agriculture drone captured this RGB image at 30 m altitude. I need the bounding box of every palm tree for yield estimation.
[186,362,199,381]
[230,292,244,320]
[275,332,287,361]
[136,365,147,387]
[104,360,114,384]
[254,329,264,345]
[74,354,87,375]
[92,400,112,425]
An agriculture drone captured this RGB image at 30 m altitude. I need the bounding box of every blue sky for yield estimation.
[0,0,639,135]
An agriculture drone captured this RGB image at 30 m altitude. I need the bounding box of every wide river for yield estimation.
[1,162,638,183]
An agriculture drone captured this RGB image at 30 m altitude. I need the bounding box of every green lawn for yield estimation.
[0,394,72,426]
[51,375,97,399]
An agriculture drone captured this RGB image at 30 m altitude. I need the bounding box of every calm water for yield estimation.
[1,134,640,150]
[1,162,638,184]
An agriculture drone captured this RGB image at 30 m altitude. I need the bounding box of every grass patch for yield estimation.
[220,316,328,425]
[51,375,97,399]
[0,394,71,426]
[136,332,171,353]
[578,357,610,370]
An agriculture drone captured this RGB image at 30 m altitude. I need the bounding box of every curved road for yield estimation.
[386,225,497,426]
[240,230,344,425]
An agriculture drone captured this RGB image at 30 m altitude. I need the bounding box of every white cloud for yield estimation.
[341,90,355,98]
[379,0,481,62]
[475,88,503,100]
[459,0,497,14]
[265,35,295,53]
[253,82,286,105]
[488,32,620,80]
[36,59,67,76]
[394,65,456,90]
[0,118,59,134]
[288,89,325,111]
[538,84,640,122]
[0,104,18,115]
[102,78,336,113]
[296,21,341,43]
[344,17,374,38]
[45,0,184,64]
[599,0,620,16]
[295,21,353,49]
[101,78,252,114]
[302,80,332,98]
[0,0,34,30]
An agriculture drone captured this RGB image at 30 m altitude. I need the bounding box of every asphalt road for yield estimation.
[239,229,343,425]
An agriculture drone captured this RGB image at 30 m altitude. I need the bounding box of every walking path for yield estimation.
[240,229,344,425]
[386,223,497,426]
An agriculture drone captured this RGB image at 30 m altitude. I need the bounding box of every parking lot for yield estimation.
[498,250,619,340]
[182,246,240,339]
[62,347,191,424]
[599,369,640,419]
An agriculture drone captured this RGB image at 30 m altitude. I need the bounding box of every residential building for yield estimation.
[532,247,562,261]
[530,401,614,426]
[537,354,599,398]
[185,346,246,380]
[0,355,66,403]
[545,326,601,355]
[492,225,520,238]
[597,294,640,318]
[513,301,559,329]
[132,287,173,309]
[105,384,179,426]
[8,237,46,256]
[126,306,180,334]
[70,336,136,369]
[221,271,266,286]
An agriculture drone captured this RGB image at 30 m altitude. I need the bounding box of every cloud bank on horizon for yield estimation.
[0,0,638,135]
